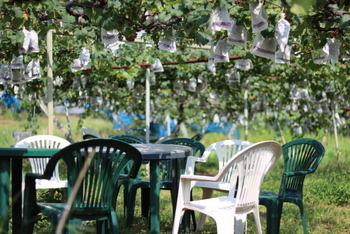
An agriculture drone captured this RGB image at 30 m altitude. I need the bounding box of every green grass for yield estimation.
[1,109,350,233]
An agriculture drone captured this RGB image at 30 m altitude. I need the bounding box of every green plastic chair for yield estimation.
[124,138,205,228]
[109,134,146,144]
[108,134,147,226]
[259,138,325,234]
[191,133,204,141]
[22,139,143,234]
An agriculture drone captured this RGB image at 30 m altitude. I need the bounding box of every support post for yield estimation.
[244,90,249,141]
[332,108,341,166]
[145,68,151,143]
[47,30,54,135]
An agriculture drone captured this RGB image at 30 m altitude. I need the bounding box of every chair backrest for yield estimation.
[125,127,147,136]
[80,127,101,139]
[160,138,205,157]
[15,135,71,179]
[191,133,204,141]
[281,138,325,195]
[202,140,253,182]
[159,138,206,181]
[154,136,175,143]
[42,139,142,215]
[217,141,282,206]
[82,134,99,140]
[109,134,146,144]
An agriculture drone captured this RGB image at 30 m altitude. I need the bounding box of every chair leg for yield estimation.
[109,210,119,234]
[252,206,263,234]
[61,187,68,202]
[190,210,196,230]
[296,201,308,234]
[123,181,130,220]
[180,191,197,231]
[260,199,281,234]
[215,216,235,234]
[124,182,140,227]
[190,191,197,231]
[171,188,191,233]
[235,214,247,234]
[49,212,69,234]
[141,187,150,218]
[181,211,192,233]
[172,209,185,234]
[96,220,105,233]
[22,210,38,234]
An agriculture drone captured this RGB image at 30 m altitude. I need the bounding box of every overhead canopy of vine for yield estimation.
[0,0,349,136]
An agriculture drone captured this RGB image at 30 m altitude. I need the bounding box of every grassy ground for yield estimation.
[1,109,350,233]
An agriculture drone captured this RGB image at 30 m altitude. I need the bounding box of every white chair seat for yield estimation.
[188,196,237,211]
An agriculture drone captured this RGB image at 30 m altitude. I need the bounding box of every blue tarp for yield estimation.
[135,113,146,120]
[101,110,137,129]
[170,119,176,133]
[150,119,177,137]
[206,122,240,139]
[103,110,146,130]
[0,91,21,111]
[0,93,240,139]
[107,110,175,138]
[150,122,168,138]
[118,110,136,127]
[88,106,240,139]
[189,121,240,139]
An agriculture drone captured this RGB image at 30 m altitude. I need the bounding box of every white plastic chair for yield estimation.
[15,135,71,190]
[173,141,282,234]
[12,131,32,145]
[185,139,253,230]
[80,127,101,139]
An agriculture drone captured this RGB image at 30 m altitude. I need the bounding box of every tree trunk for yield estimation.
[174,103,184,137]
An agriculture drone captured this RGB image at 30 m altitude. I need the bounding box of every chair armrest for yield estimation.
[184,156,208,175]
[180,173,238,200]
[180,174,220,182]
[283,170,313,177]
[280,170,313,188]
[278,170,314,197]
[25,172,51,180]
[118,175,130,181]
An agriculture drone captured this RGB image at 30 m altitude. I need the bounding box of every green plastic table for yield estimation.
[0,148,60,234]
[131,144,192,234]
[0,144,192,234]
